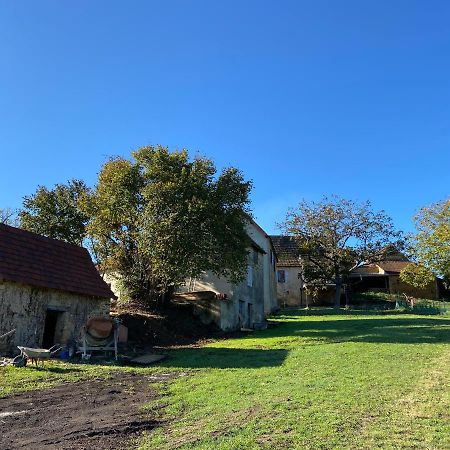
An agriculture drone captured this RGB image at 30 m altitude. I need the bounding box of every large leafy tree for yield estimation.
[400,198,450,288]
[86,145,252,303]
[19,179,91,245]
[281,196,403,308]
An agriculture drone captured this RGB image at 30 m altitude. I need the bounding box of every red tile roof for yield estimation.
[0,224,115,299]
[270,235,301,267]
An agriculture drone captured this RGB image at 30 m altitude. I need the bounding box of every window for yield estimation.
[253,249,259,265]
[247,265,253,287]
[277,269,286,283]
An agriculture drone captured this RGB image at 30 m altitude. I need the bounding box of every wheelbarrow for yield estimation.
[13,344,62,367]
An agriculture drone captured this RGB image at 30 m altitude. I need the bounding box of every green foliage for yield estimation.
[403,198,450,287]
[281,196,403,308]
[19,179,91,245]
[353,291,450,315]
[86,145,252,303]
[400,262,435,288]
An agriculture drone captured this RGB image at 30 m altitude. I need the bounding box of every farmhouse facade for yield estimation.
[0,224,114,354]
[270,235,327,306]
[177,220,278,331]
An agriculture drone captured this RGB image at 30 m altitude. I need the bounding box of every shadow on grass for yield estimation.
[160,348,289,369]
[265,313,450,345]
[277,305,450,317]
[24,366,82,374]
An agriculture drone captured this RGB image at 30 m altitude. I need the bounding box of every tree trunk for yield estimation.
[334,280,342,309]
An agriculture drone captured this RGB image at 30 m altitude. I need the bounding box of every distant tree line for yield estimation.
[7,143,449,308]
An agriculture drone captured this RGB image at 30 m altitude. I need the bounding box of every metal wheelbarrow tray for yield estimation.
[13,344,62,367]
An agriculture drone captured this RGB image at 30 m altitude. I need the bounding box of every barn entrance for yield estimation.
[42,310,63,348]
[238,301,253,329]
[247,303,253,328]
[238,300,246,328]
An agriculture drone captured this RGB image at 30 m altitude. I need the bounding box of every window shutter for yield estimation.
[247,265,253,287]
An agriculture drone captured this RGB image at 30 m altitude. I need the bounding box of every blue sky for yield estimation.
[1,1,449,234]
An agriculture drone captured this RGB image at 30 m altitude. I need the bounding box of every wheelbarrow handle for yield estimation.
[49,344,63,355]
[0,329,16,340]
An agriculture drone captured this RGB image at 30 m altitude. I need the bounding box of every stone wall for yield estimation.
[175,222,278,331]
[0,281,110,354]
[179,248,266,331]
[246,222,278,314]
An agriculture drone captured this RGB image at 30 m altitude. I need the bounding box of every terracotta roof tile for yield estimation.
[270,235,301,267]
[0,224,115,299]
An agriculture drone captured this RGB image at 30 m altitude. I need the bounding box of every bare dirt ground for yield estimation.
[0,371,174,450]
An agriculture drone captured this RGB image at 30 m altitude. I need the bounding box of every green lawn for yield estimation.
[1,310,449,449]
[141,310,450,450]
[0,360,128,397]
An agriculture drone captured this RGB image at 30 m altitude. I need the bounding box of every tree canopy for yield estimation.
[281,196,403,308]
[85,145,252,303]
[19,179,90,245]
[400,198,450,288]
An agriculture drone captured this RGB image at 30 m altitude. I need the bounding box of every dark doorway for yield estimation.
[247,303,253,328]
[42,310,62,348]
[238,300,245,328]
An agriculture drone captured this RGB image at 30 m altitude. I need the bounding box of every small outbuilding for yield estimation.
[0,224,115,354]
[349,259,441,299]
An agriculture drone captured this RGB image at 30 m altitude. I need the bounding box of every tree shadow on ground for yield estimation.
[265,315,450,345]
[277,306,449,318]
[159,348,289,369]
[24,366,83,374]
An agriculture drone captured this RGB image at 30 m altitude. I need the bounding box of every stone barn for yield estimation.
[0,224,115,354]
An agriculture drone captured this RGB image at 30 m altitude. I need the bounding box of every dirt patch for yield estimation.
[0,371,174,449]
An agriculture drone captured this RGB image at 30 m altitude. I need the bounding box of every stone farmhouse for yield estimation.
[0,224,114,354]
[271,236,322,307]
[176,220,279,331]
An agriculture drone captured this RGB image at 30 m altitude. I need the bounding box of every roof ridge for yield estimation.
[0,223,85,250]
[0,224,115,299]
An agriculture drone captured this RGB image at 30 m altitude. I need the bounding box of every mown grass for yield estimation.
[0,362,119,397]
[140,310,450,449]
[0,358,169,397]
[1,310,449,449]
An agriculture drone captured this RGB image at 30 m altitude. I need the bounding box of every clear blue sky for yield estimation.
[1,1,449,234]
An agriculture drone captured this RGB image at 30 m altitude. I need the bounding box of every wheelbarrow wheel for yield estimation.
[12,354,27,367]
